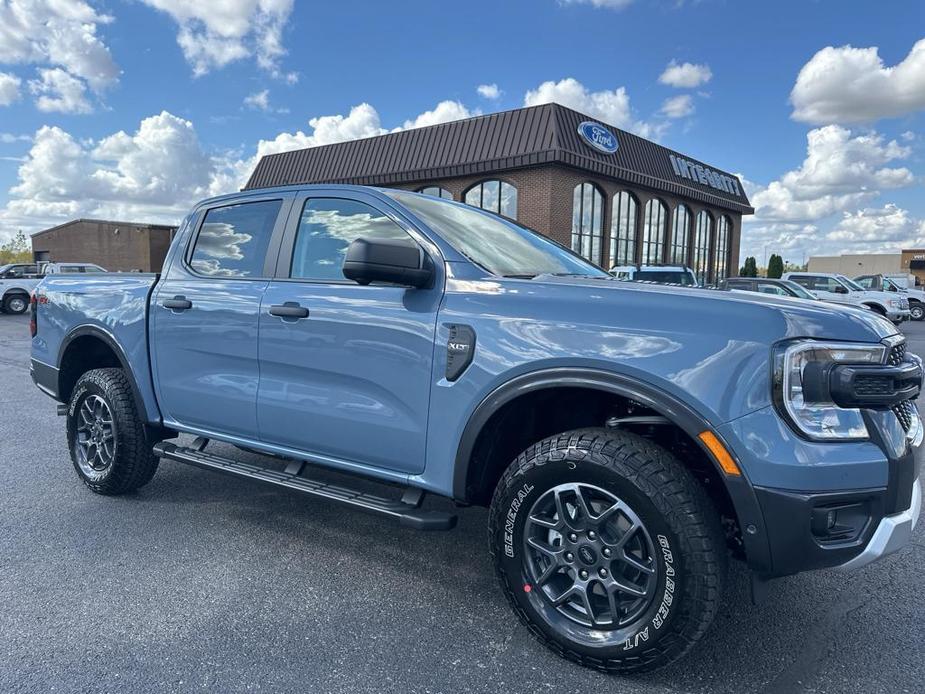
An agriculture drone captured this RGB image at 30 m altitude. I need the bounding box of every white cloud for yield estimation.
[140,0,295,77]
[477,83,501,100]
[0,71,21,106]
[0,112,216,237]
[0,0,118,112]
[825,205,925,248]
[746,125,914,224]
[660,94,694,119]
[243,88,288,113]
[560,0,634,9]
[398,100,473,130]
[244,89,271,111]
[791,39,925,124]
[0,132,31,144]
[0,98,484,239]
[658,61,712,88]
[741,205,925,262]
[0,0,118,88]
[29,68,92,114]
[523,77,666,139]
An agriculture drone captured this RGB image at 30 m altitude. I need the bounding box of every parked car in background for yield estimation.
[855,274,925,321]
[41,262,108,274]
[783,271,910,324]
[0,263,43,314]
[610,264,698,286]
[721,276,819,300]
[30,186,922,673]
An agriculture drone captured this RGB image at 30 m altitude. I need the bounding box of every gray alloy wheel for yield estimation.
[522,482,658,630]
[73,394,117,481]
[911,304,924,321]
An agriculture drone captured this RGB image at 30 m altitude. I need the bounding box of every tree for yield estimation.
[0,230,31,265]
[767,254,784,279]
[739,256,758,277]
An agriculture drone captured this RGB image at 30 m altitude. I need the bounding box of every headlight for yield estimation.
[773,341,886,441]
[889,299,901,308]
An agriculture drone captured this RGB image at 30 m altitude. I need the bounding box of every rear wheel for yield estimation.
[66,368,159,494]
[3,294,28,315]
[489,428,726,673]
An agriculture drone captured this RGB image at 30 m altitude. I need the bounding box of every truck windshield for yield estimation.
[778,279,817,300]
[634,270,696,286]
[383,190,609,279]
[838,276,865,292]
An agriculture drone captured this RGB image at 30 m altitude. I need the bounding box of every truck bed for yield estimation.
[31,273,161,421]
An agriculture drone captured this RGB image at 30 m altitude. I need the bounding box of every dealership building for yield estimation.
[31,219,177,272]
[246,103,753,284]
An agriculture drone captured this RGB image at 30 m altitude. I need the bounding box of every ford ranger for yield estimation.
[30,186,923,673]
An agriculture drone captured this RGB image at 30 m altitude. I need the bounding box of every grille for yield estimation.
[854,375,894,396]
[892,400,915,432]
[887,341,906,366]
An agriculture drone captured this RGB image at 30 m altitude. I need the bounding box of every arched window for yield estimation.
[670,204,691,266]
[692,210,713,286]
[464,180,517,219]
[418,185,453,200]
[714,215,731,282]
[609,191,638,267]
[641,199,667,265]
[571,182,604,264]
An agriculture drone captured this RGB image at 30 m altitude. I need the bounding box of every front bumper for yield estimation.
[743,407,922,577]
[887,309,911,323]
[838,479,921,570]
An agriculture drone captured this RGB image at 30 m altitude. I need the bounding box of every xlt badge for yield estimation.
[446,324,476,381]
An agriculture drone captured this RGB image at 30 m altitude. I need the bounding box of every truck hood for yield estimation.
[526,274,898,343]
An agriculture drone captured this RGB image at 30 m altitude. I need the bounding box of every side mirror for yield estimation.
[343,237,433,288]
[834,285,848,294]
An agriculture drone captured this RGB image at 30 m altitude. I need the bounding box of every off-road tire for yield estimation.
[488,427,727,674]
[3,294,28,315]
[66,368,159,494]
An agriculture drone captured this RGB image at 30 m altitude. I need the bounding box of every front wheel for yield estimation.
[66,368,159,494]
[488,428,726,673]
[911,304,924,321]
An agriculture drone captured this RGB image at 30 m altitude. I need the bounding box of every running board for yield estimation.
[153,440,457,531]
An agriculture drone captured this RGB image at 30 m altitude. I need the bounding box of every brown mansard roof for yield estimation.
[244,102,753,214]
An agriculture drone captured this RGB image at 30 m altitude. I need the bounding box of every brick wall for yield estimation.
[31,221,176,272]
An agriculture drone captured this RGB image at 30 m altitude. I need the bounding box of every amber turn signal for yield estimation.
[698,430,742,477]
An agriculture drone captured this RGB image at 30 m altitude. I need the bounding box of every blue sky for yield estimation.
[0,0,923,265]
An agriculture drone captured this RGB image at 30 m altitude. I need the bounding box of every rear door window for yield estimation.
[190,199,282,277]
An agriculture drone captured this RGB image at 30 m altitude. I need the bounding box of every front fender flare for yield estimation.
[452,367,773,572]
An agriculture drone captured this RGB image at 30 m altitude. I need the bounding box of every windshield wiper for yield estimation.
[501,273,537,279]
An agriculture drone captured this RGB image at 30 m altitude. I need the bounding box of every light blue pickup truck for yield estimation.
[30,185,922,673]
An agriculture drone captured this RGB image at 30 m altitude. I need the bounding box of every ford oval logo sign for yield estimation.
[577,121,618,155]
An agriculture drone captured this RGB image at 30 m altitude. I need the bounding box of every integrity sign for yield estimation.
[669,154,741,197]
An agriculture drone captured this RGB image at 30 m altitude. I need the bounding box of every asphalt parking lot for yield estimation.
[1,312,922,694]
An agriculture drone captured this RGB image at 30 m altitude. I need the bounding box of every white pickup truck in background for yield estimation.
[783,271,911,324]
[855,273,925,321]
[0,263,42,314]
[0,262,108,314]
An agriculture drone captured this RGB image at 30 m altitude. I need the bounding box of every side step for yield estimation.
[153,440,457,531]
